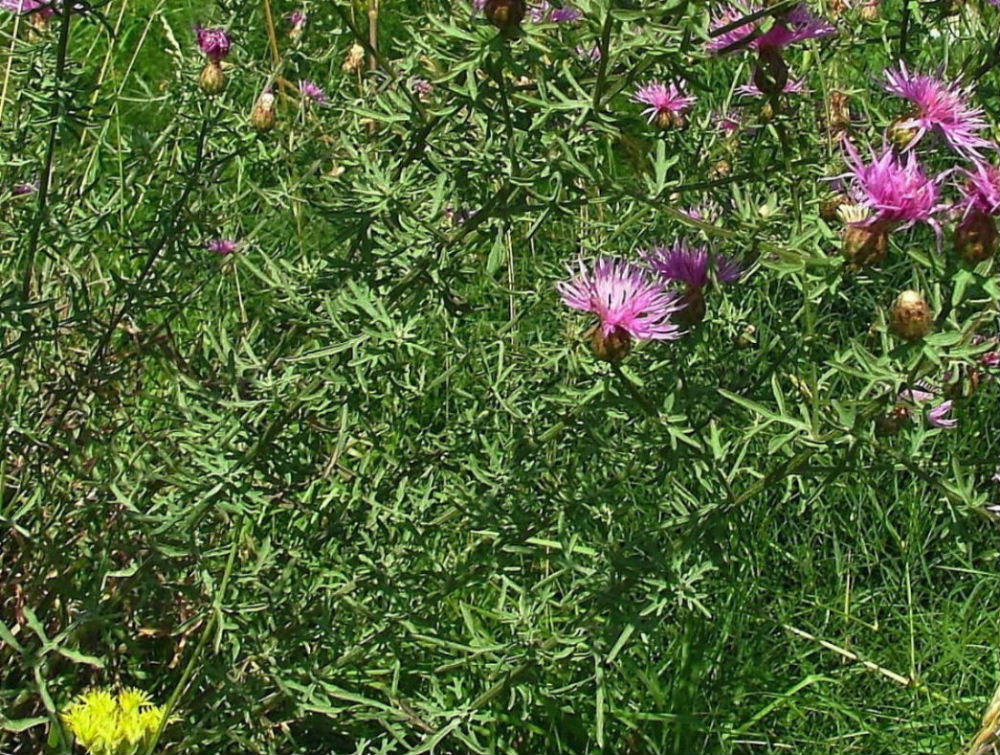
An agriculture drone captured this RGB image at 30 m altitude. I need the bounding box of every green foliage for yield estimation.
[1,0,997,753]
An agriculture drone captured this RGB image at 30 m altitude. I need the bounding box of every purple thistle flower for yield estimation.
[927,400,957,429]
[1,0,55,15]
[840,140,945,234]
[12,182,37,196]
[754,3,836,50]
[558,258,684,342]
[883,63,994,158]
[706,3,834,55]
[287,10,307,28]
[706,3,762,55]
[736,76,808,97]
[528,0,549,21]
[956,161,1000,218]
[195,26,232,63]
[549,4,583,22]
[716,109,744,134]
[633,81,696,128]
[206,238,241,255]
[472,0,487,10]
[645,242,744,287]
[299,79,329,105]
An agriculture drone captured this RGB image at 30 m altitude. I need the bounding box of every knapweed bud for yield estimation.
[752,46,789,99]
[828,90,851,136]
[590,326,631,363]
[859,0,880,21]
[875,405,910,437]
[839,205,887,267]
[674,287,706,328]
[342,43,365,73]
[890,290,933,341]
[287,10,307,40]
[199,61,226,95]
[484,0,526,33]
[954,209,998,264]
[820,194,848,223]
[888,117,918,149]
[250,91,277,132]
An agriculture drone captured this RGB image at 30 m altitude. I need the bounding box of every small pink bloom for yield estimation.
[754,3,836,50]
[558,258,684,341]
[196,26,232,63]
[706,3,835,55]
[883,63,994,158]
[633,81,696,126]
[956,161,1000,218]
[644,242,744,287]
[927,400,957,429]
[1,0,55,14]
[206,239,241,255]
[299,79,329,105]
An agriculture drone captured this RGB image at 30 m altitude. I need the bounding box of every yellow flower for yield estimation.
[61,687,173,755]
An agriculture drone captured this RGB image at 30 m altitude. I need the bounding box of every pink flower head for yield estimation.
[840,140,945,233]
[299,79,329,105]
[550,4,583,22]
[754,3,836,50]
[706,3,834,55]
[287,10,307,28]
[644,242,744,287]
[883,63,993,158]
[633,81,696,126]
[736,76,808,97]
[206,238,241,255]
[12,182,37,196]
[1,0,55,15]
[956,161,1000,218]
[927,400,957,429]
[411,77,433,97]
[706,3,762,55]
[196,26,232,62]
[558,258,684,341]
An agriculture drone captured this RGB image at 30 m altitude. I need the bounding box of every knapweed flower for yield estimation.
[644,242,743,326]
[62,687,174,755]
[706,2,762,55]
[549,3,583,22]
[889,289,933,341]
[558,258,684,361]
[953,161,999,262]
[298,79,329,105]
[840,140,945,235]
[206,238,241,255]
[575,43,601,62]
[411,77,434,99]
[195,26,232,62]
[883,63,993,157]
[287,9,307,38]
[12,182,37,196]
[736,76,808,97]
[1,0,54,15]
[957,161,1000,217]
[634,81,696,129]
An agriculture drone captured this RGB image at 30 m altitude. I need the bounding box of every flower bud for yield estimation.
[838,205,887,267]
[752,46,789,99]
[484,0,526,33]
[875,405,910,436]
[675,287,706,328]
[590,326,631,363]
[954,209,998,264]
[828,90,851,136]
[342,43,365,73]
[250,92,277,132]
[654,110,686,130]
[199,62,226,95]
[859,0,880,21]
[890,290,933,341]
[820,195,848,222]
[888,117,918,149]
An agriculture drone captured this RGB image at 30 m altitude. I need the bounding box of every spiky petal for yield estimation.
[633,81,696,127]
[882,63,994,158]
[645,242,744,287]
[298,79,329,105]
[706,3,835,55]
[927,400,957,429]
[195,26,232,62]
[558,258,684,341]
[957,161,1000,217]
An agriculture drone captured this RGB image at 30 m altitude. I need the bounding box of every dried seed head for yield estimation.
[199,61,226,95]
[820,194,848,222]
[859,0,880,21]
[889,290,933,341]
[828,90,851,135]
[250,91,277,132]
[342,43,365,73]
[954,209,998,264]
[590,326,632,363]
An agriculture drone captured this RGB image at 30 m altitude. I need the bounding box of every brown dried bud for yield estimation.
[842,224,888,267]
[954,209,998,264]
[859,0,880,21]
[199,62,227,95]
[655,110,686,130]
[828,90,851,136]
[250,92,277,132]
[710,159,732,179]
[820,195,848,223]
[889,290,933,341]
[590,326,631,363]
[342,43,365,73]
[484,0,526,33]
